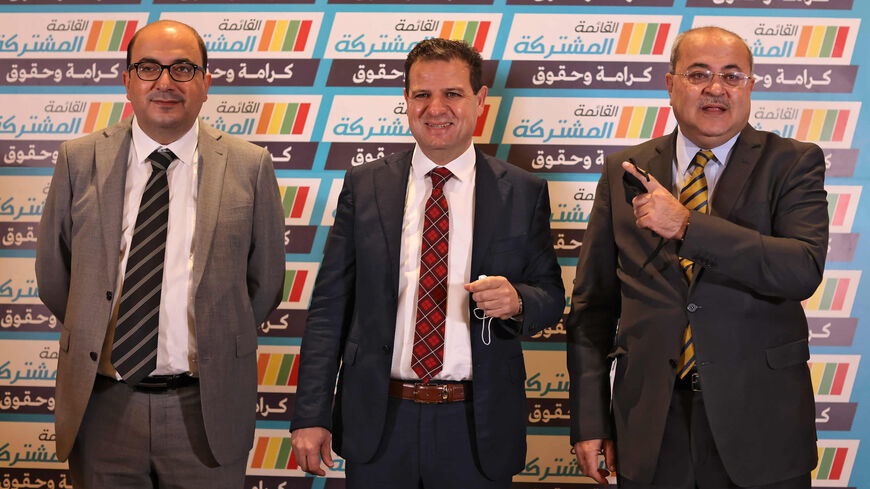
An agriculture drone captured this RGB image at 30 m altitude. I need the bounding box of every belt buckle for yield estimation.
[440,384,449,402]
[690,372,701,392]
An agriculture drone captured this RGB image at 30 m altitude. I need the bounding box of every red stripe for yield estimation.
[257,103,274,134]
[287,447,298,469]
[831,26,849,58]
[829,362,850,396]
[85,21,102,52]
[250,437,269,469]
[288,354,300,386]
[832,110,849,142]
[652,23,670,55]
[291,103,310,135]
[293,20,312,51]
[473,104,489,137]
[472,21,490,53]
[289,186,310,218]
[830,276,850,312]
[652,107,670,137]
[121,103,134,120]
[832,193,850,227]
[120,21,138,51]
[288,270,309,303]
[828,447,849,480]
[258,20,276,51]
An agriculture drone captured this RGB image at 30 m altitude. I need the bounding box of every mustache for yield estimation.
[698,97,729,109]
[146,92,184,102]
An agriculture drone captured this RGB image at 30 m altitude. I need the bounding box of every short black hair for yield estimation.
[404,38,483,93]
[126,20,208,71]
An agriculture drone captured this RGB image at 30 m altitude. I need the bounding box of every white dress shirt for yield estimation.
[98,118,199,378]
[673,127,740,197]
[390,143,476,381]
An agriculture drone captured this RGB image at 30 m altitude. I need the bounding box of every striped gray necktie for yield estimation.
[111,148,175,385]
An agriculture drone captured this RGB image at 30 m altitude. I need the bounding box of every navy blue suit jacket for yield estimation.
[292,148,564,479]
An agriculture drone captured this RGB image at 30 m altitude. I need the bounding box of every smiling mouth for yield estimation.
[426,122,452,128]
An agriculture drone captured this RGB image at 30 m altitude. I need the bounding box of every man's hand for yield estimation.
[464,276,520,320]
[622,161,689,240]
[574,438,616,485]
[290,427,334,476]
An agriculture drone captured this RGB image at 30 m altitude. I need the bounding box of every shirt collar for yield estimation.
[131,117,199,167]
[410,143,476,183]
[675,127,739,175]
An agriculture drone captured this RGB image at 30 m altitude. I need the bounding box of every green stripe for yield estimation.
[818,363,838,395]
[282,20,300,52]
[819,26,838,57]
[280,103,299,134]
[640,23,658,55]
[283,270,297,301]
[639,107,659,139]
[109,102,125,125]
[274,437,293,468]
[282,186,298,217]
[275,354,295,385]
[818,278,838,310]
[819,110,838,141]
[108,21,126,51]
[827,194,838,223]
[816,446,837,480]
[463,21,479,45]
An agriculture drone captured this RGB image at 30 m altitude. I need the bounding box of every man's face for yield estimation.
[404,58,486,165]
[666,30,754,149]
[123,23,211,144]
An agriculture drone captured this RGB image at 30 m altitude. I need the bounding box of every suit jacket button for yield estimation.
[89,352,97,361]
[106,291,113,301]
[687,303,698,312]
[383,344,393,354]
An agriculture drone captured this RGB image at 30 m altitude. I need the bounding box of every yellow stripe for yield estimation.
[95,103,113,131]
[264,354,283,384]
[809,362,825,394]
[808,25,826,57]
[627,107,646,138]
[628,23,646,55]
[270,20,289,52]
[262,437,282,468]
[807,109,826,141]
[268,104,287,135]
[96,21,114,51]
[451,21,467,40]
[804,280,824,310]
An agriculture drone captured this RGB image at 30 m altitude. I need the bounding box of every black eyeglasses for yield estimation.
[672,69,751,88]
[128,61,206,82]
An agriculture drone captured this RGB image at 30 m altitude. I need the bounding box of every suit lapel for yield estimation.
[374,152,411,295]
[711,125,762,219]
[192,122,228,292]
[470,150,511,279]
[95,118,132,287]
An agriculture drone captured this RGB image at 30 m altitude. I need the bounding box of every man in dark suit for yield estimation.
[567,27,827,488]
[36,20,285,488]
[290,38,564,487]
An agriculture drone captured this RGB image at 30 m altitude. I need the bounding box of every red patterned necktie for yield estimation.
[411,167,453,383]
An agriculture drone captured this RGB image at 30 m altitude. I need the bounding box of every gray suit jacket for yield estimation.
[36,117,285,464]
[567,126,827,486]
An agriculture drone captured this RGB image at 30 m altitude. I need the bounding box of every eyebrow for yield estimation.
[134,56,198,65]
[686,62,744,71]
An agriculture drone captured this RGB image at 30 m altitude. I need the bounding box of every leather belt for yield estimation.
[674,370,701,392]
[388,380,471,404]
[134,374,199,391]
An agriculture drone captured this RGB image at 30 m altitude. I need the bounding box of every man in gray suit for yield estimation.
[35,20,285,488]
[567,27,826,488]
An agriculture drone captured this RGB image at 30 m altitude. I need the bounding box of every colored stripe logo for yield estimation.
[803,276,851,313]
[796,109,849,142]
[795,26,849,58]
[283,269,310,303]
[257,20,313,52]
[808,361,850,396]
[83,102,133,133]
[256,103,311,135]
[257,352,299,387]
[827,191,852,228]
[280,185,311,220]
[85,20,137,52]
[439,21,491,53]
[250,435,298,469]
[473,104,491,138]
[812,446,850,482]
[616,23,670,55]
[615,106,670,139]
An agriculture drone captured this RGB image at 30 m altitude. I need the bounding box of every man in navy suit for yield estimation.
[290,38,564,487]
